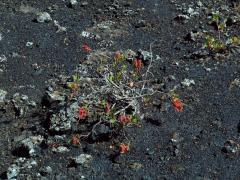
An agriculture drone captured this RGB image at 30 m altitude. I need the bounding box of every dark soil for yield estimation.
[0,0,240,179]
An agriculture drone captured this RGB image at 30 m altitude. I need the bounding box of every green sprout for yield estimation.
[204,35,226,52]
[130,115,140,124]
[230,36,240,46]
[67,74,80,91]
[212,11,220,23]
[107,64,127,83]
[72,74,80,83]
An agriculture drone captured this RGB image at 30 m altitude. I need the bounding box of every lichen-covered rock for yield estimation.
[49,102,79,132]
[12,93,36,117]
[13,136,44,158]
[52,146,70,153]
[137,49,153,62]
[7,164,20,179]
[44,91,66,105]
[36,12,52,23]
[73,154,93,167]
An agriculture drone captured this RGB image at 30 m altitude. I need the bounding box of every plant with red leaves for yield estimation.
[133,59,142,71]
[172,98,184,112]
[119,143,130,154]
[105,101,111,114]
[118,114,131,125]
[78,107,88,120]
[82,43,92,52]
[72,134,80,146]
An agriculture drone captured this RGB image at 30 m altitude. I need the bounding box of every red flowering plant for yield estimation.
[119,143,130,154]
[101,100,118,124]
[133,59,142,71]
[82,43,92,52]
[105,102,111,114]
[71,134,80,146]
[118,114,131,125]
[101,100,111,114]
[78,107,88,120]
[172,97,184,112]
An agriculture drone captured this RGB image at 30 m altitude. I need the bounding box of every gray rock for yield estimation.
[49,101,79,132]
[81,1,89,6]
[181,79,195,87]
[36,12,52,23]
[19,4,38,14]
[222,140,240,154]
[26,41,34,47]
[174,14,190,21]
[73,154,93,167]
[184,31,199,41]
[14,158,38,169]
[45,91,65,103]
[20,136,43,157]
[90,124,110,141]
[12,93,36,117]
[40,166,53,176]
[171,132,183,143]
[67,0,78,8]
[12,136,43,158]
[70,0,78,5]
[187,7,198,16]
[135,20,147,28]
[138,49,153,62]
[190,49,209,59]
[49,110,72,132]
[145,148,155,155]
[52,146,70,153]
[56,174,68,180]
[0,89,7,103]
[7,164,20,179]
[0,33,3,41]
[0,54,7,62]
[54,20,67,33]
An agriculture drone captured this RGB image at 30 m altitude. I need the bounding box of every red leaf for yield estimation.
[78,107,88,120]
[72,134,80,146]
[82,43,92,52]
[105,102,111,114]
[118,114,131,125]
[133,59,142,71]
[172,98,184,112]
[119,143,130,154]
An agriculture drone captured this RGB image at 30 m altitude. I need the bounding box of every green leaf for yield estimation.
[231,36,240,45]
[131,115,139,124]
[72,74,80,83]
[212,11,220,22]
[108,74,114,83]
[218,23,226,31]
[110,118,117,124]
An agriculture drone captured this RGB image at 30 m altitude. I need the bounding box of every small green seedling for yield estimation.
[204,35,226,52]
[67,74,81,91]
